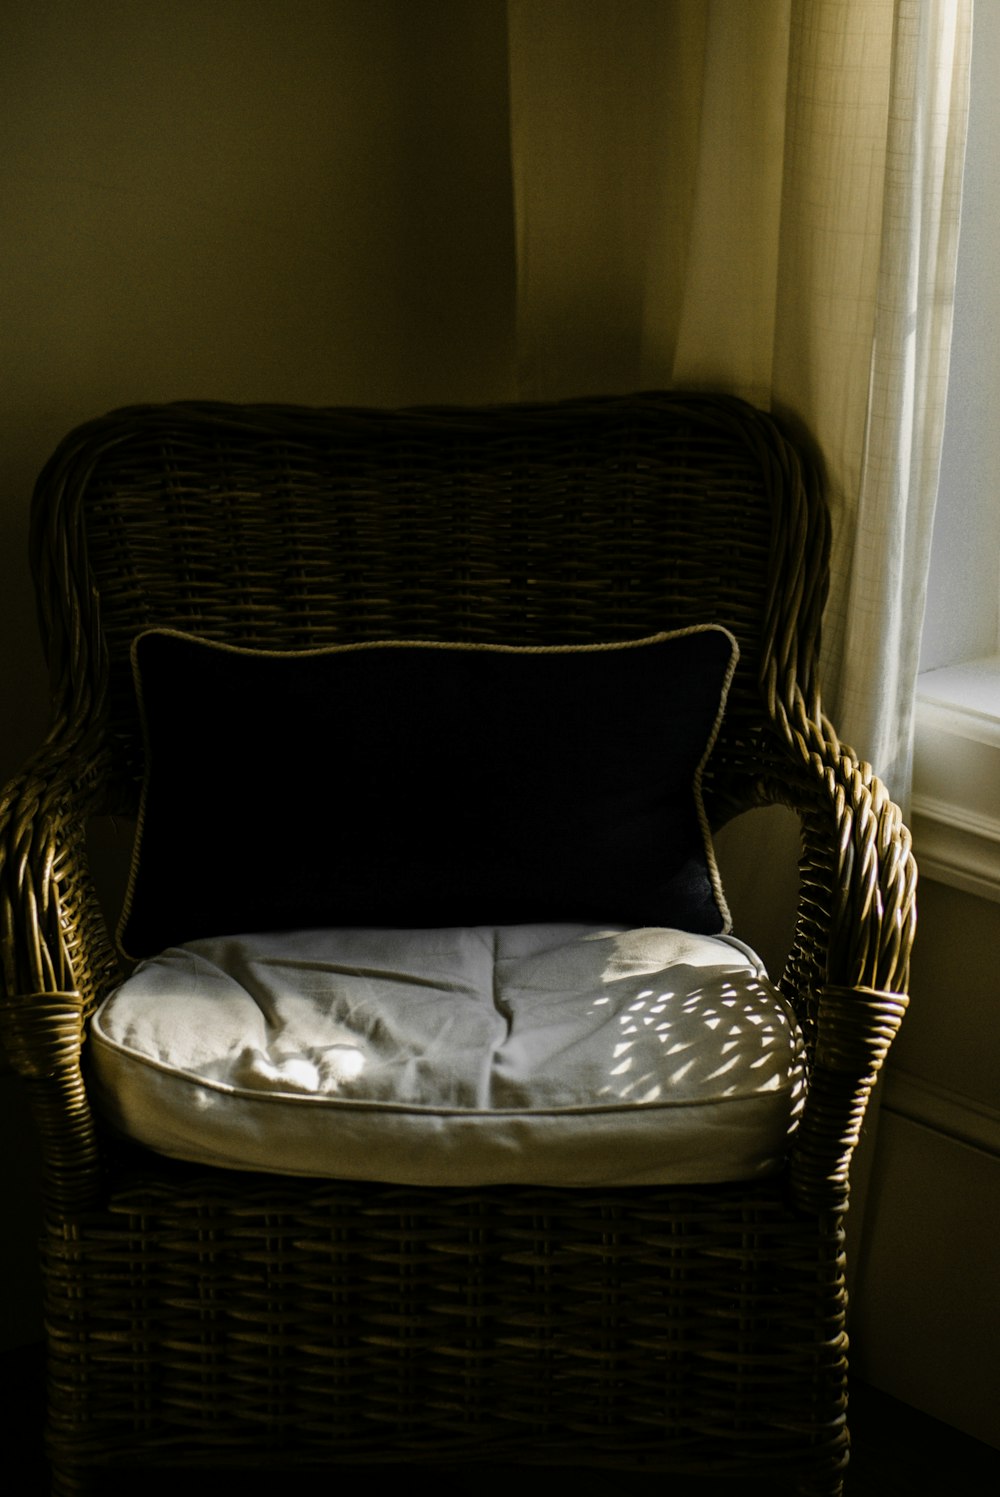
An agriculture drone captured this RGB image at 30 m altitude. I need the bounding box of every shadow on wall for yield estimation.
[713,804,800,980]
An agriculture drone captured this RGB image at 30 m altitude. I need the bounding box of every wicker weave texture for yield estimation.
[0,392,917,1496]
[39,398,790,800]
[44,1173,847,1485]
[18,394,914,1005]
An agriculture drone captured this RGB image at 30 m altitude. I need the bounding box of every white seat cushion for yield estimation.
[90,923,805,1186]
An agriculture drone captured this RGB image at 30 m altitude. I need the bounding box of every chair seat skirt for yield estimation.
[91,922,806,1186]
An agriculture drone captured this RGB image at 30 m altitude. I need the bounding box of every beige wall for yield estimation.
[0,0,517,781]
[1,0,516,1347]
[851,878,1000,1448]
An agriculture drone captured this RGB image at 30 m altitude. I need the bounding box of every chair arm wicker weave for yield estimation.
[774,732,914,1211]
[0,732,120,1209]
[0,392,916,1496]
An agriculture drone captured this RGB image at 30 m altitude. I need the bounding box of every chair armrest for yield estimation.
[771,703,917,1211]
[0,731,122,1209]
[790,982,909,1212]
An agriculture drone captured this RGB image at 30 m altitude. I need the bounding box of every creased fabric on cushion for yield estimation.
[118,628,738,959]
[91,923,806,1186]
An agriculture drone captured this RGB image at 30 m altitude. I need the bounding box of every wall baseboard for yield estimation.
[883,1065,1000,1158]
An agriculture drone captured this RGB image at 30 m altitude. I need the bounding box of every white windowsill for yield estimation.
[913,655,1000,902]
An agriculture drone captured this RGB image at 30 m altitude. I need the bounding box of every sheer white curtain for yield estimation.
[507,0,972,806]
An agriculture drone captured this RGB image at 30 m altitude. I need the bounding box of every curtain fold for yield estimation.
[507,0,972,806]
[837,0,973,797]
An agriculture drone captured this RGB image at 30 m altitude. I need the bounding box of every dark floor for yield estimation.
[3,1340,997,1495]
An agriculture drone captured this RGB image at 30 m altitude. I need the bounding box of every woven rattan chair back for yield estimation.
[31,394,826,832]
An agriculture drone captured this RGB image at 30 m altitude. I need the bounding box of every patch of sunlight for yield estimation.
[619,1069,659,1099]
[670,1059,696,1083]
[704,1054,742,1081]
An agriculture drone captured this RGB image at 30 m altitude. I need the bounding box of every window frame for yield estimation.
[914,0,1000,900]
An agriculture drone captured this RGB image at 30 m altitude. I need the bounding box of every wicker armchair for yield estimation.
[0,393,915,1495]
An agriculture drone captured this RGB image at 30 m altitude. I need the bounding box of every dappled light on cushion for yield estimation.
[593,976,805,1113]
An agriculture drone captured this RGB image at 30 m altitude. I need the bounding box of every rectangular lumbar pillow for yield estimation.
[118,627,738,958]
